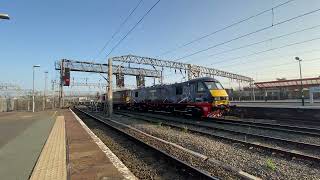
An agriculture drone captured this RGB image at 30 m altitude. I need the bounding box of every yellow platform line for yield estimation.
[30,116,67,180]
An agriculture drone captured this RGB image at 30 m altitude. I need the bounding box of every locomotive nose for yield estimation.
[210,89,228,97]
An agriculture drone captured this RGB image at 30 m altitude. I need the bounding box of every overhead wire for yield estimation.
[224,48,320,70]
[265,57,320,71]
[94,0,144,60]
[235,57,320,73]
[163,47,320,78]
[105,0,161,58]
[215,37,320,68]
[246,57,320,81]
[173,8,320,62]
[156,0,295,58]
[183,24,320,63]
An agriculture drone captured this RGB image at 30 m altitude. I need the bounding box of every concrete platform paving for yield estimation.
[66,109,136,180]
[0,109,135,180]
[30,116,67,180]
[0,111,57,180]
[231,101,320,109]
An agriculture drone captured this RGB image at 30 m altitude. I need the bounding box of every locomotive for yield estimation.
[109,77,230,117]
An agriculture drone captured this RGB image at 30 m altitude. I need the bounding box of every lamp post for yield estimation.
[32,65,40,112]
[295,57,304,106]
[0,13,10,20]
[43,71,48,111]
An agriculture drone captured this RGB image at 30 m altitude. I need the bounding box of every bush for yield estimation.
[266,159,276,171]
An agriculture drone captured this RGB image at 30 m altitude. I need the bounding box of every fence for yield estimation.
[0,96,60,112]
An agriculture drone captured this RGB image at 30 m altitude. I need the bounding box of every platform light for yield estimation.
[33,65,41,112]
[295,57,304,106]
[0,13,10,20]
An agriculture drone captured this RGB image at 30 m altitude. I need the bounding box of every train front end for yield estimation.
[204,81,230,118]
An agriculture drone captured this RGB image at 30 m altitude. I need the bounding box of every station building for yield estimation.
[228,77,320,102]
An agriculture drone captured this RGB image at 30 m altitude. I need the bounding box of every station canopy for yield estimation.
[254,77,320,89]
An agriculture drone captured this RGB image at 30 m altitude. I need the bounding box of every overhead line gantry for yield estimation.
[55,59,162,110]
[55,55,253,117]
[55,59,161,77]
[111,54,253,82]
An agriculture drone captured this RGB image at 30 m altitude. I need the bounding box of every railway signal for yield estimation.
[63,68,71,86]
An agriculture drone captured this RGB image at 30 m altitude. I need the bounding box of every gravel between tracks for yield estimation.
[76,111,198,180]
[143,112,320,146]
[122,111,320,157]
[225,116,320,129]
[93,111,320,180]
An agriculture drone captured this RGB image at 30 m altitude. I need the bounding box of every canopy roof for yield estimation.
[255,77,320,88]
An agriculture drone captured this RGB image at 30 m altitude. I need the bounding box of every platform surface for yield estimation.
[30,115,67,180]
[0,111,56,180]
[65,109,135,180]
[0,109,135,180]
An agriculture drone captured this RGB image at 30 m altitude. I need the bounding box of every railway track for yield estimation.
[115,110,320,162]
[74,107,261,180]
[147,110,320,137]
[207,117,320,137]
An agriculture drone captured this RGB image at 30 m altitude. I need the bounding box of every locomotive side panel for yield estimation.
[116,77,230,117]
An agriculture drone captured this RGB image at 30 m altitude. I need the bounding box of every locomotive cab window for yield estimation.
[176,86,183,95]
[197,82,206,92]
[204,81,223,90]
[135,91,138,97]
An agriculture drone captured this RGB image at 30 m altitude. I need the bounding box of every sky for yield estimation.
[1,0,320,93]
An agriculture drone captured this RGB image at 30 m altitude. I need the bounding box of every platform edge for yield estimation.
[69,109,137,180]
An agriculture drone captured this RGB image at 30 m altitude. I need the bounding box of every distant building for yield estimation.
[229,77,320,101]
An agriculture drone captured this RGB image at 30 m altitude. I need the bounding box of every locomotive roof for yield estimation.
[187,77,218,83]
[134,77,219,90]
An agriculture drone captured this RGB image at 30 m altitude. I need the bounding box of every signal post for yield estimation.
[107,58,113,117]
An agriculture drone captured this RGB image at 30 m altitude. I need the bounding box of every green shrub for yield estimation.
[182,126,188,132]
[266,159,276,171]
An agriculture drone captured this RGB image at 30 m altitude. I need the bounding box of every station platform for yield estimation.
[230,102,320,122]
[231,101,320,109]
[0,109,135,180]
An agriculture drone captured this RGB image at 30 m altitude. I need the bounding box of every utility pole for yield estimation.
[32,65,40,112]
[107,58,113,117]
[295,57,304,106]
[43,71,48,110]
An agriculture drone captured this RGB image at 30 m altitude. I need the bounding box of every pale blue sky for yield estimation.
[1,0,320,91]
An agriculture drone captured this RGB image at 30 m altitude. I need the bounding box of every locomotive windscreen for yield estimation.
[204,81,224,90]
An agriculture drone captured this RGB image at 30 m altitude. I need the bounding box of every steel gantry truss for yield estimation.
[55,59,161,78]
[111,54,253,82]
[55,59,162,112]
